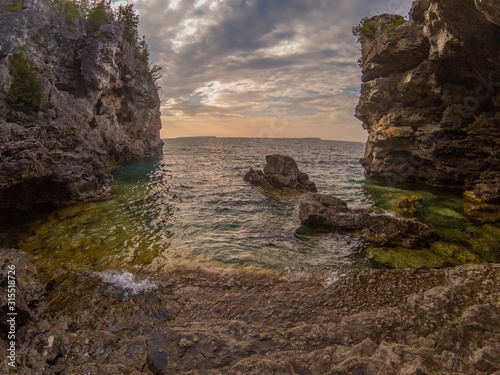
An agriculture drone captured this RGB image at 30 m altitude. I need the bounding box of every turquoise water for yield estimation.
[2,138,499,275]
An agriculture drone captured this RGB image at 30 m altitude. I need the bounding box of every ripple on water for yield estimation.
[3,138,498,274]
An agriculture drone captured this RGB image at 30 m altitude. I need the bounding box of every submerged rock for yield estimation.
[464,203,500,223]
[396,195,425,214]
[299,193,433,247]
[244,155,317,192]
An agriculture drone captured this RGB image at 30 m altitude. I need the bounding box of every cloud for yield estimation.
[129,0,414,141]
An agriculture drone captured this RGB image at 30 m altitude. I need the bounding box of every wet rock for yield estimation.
[396,194,425,214]
[299,193,433,247]
[463,203,500,223]
[3,251,500,374]
[244,155,317,192]
[356,0,500,203]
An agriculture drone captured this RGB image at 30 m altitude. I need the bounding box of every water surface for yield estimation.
[2,138,498,276]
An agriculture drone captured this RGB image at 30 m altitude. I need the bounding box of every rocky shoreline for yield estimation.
[0,0,499,374]
[1,249,499,374]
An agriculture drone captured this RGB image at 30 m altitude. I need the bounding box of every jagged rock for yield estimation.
[3,250,499,374]
[299,193,433,247]
[356,0,500,203]
[0,0,163,212]
[244,155,317,192]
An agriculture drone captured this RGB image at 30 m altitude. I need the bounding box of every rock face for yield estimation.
[2,249,499,374]
[0,0,163,212]
[299,193,433,247]
[0,249,45,329]
[244,155,317,192]
[355,0,500,203]
[475,0,500,25]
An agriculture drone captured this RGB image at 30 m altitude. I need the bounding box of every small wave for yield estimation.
[280,267,310,283]
[95,271,157,294]
[322,270,342,288]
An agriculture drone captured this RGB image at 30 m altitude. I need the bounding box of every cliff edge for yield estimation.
[0,0,163,212]
[355,0,500,203]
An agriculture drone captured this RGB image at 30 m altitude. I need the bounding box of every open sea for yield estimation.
[1,138,498,279]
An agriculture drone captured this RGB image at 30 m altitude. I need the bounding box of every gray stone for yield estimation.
[244,155,317,192]
[299,193,433,247]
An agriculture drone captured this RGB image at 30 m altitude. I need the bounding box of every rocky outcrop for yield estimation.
[2,249,499,374]
[355,0,500,203]
[0,0,163,212]
[244,155,317,192]
[299,193,433,247]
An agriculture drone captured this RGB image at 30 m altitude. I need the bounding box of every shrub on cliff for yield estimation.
[117,4,139,42]
[385,16,407,31]
[352,17,378,43]
[51,0,87,24]
[6,50,43,112]
[87,0,113,32]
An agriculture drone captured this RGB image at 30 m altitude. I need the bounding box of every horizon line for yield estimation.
[162,136,366,143]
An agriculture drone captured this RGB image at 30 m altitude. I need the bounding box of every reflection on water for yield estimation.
[2,138,499,274]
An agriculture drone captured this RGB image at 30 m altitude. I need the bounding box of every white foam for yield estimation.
[95,271,157,294]
[281,267,310,283]
[322,271,341,288]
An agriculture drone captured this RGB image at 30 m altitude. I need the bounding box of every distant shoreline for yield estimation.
[163,136,364,143]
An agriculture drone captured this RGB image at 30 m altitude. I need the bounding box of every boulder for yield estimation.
[244,155,317,192]
[299,193,433,248]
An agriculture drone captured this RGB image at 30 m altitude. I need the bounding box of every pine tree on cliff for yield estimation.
[6,50,43,112]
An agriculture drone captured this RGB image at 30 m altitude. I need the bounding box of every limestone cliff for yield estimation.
[0,0,163,212]
[355,0,500,203]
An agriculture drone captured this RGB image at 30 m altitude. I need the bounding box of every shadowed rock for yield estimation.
[299,193,433,247]
[356,0,500,203]
[244,155,317,192]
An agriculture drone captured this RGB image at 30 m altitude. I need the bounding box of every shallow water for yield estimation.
[1,138,498,276]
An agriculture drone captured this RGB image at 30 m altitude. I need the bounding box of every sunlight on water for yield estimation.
[4,138,499,274]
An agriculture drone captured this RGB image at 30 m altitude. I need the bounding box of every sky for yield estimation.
[124,0,414,141]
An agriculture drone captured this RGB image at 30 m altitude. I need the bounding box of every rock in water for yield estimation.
[355,0,500,203]
[0,0,163,212]
[244,155,317,192]
[299,193,433,247]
